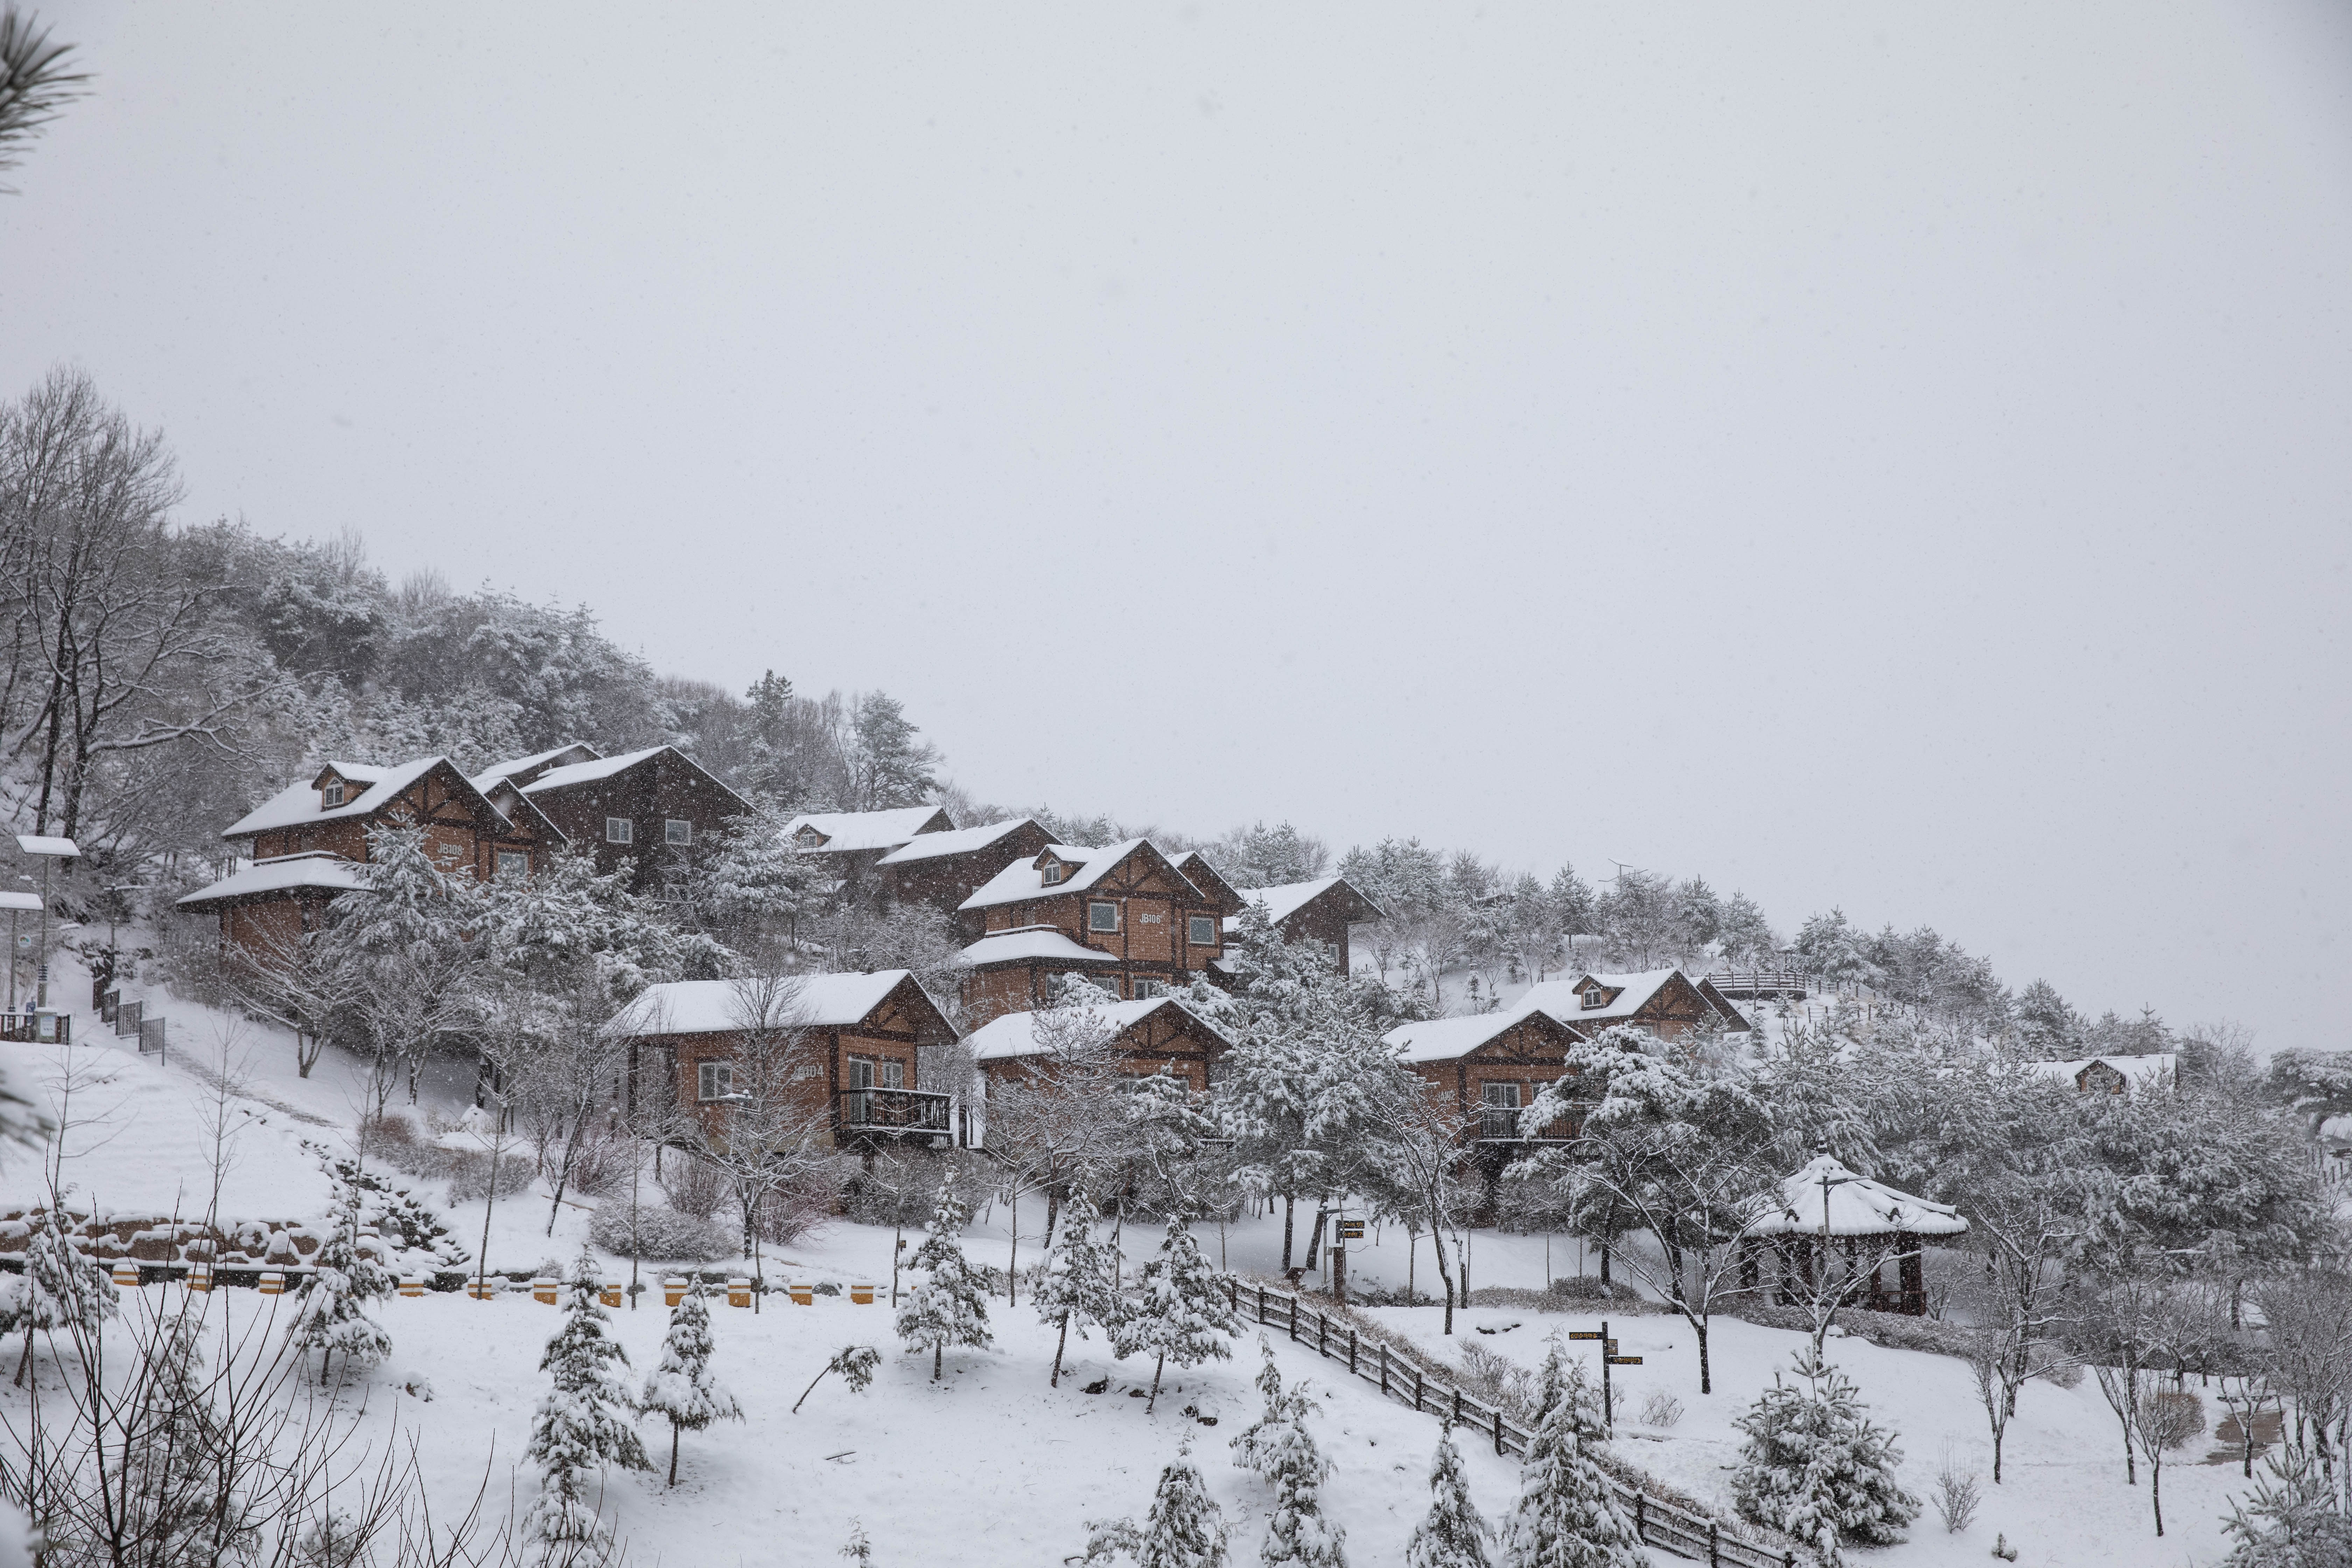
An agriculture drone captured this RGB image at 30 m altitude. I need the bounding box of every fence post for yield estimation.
[1708,1520,1720,1568]
[1451,1386,1462,1424]
[1493,1404,1503,1456]
[1348,1328,1358,1376]
[1258,1283,1267,1324]
[1289,1296,1298,1341]
[1413,1367,1423,1413]
[1228,1279,1238,1313]
[1317,1311,1326,1357]
[1379,1344,1389,1396]
[1634,1493,1646,1541]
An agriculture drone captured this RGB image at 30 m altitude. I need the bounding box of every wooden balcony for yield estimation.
[835,1087,952,1142]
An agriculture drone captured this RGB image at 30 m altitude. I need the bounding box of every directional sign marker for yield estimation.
[1567,1331,1603,1342]
[1606,1340,1618,1354]
[1606,1356,1644,1366]
[1337,1221,1365,1240]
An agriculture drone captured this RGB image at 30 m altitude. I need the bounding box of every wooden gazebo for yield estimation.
[1740,1150,1968,1316]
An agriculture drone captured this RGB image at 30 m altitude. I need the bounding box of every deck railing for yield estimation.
[835,1087,952,1136]
[1223,1279,1813,1568]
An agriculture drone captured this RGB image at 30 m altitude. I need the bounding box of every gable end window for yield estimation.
[1186,915,1216,946]
[495,850,530,878]
[606,817,634,845]
[664,818,693,846]
[1087,900,1120,933]
[696,1061,734,1101]
[321,782,345,807]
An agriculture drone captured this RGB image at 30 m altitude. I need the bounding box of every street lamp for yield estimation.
[15,835,80,1016]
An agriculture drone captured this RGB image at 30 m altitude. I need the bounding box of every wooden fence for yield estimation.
[1224,1280,1811,1568]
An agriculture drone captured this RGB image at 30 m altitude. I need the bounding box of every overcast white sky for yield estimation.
[6,4,2350,1048]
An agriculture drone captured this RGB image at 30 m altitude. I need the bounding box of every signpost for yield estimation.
[1337,1220,1364,1241]
[1569,1321,1621,1430]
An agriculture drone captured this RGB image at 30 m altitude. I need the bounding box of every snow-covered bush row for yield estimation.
[586,1204,734,1264]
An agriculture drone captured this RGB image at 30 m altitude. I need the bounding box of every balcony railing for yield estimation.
[835,1087,952,1138]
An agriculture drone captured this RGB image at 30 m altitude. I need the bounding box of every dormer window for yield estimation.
[796,826,827,849]
[1041,862,1068,886]
[1582,986,1607,1010]
[321,781,346,808]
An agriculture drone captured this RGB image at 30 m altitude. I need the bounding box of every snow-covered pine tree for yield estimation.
[639,1284,743,1487]
[1032,1188,1123,1387]
[2219,1446,2352,1567]
[1496,1355,1643,1568]
[291,1166,397,1382]
[1730,1347,1920,1567]
[527,1251,651,1552]
[1407,1426,1493,1568]
[894,1177,993,1381]
[1114,1214,1238,1412]
[9,1206,119,1387]
[1228,1345,1345,1567]
[1085,1447,1231,1568]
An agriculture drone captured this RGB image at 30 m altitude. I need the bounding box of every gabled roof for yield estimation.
[1166,852,1245,914]
[176,852,375,911]
[519,745,671,793]
[960,837,1186,911]
[965,997,1225,1063]
[1745,1153,1969,1239]
[1384,1005,1581,1065]
[605,971,946,1037]
[2024,1054,2177,1092]
[876,818,1043,867]
[223,756,450,839]
[1224,875,1385,932]
[957,926,1117,968]
[1521,969,1680,1024]
[785,806,955,854]
[471,743,600,794]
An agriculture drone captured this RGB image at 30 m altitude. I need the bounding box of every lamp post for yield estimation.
[14,835,80,1016]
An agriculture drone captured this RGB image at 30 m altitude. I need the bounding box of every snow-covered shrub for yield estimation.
[659,1154,727,1219]
[2220,1446,2352,1566]
[1085,1450,1230,1568]
[1407,1426,1493,1568]
[1731,1348,1919,1565]
[587,1202,733,1263]
[560,1128,630,1198]
[1456,1342,1534,1423]
[751,1161,841,1246]
[1637,1390,1684,1429]
[446,1148,534,1204]
[1546,1276,1642,1304]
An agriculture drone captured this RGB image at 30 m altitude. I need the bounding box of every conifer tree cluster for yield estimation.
[1085,1449,1231,1568]
[1730,1348,1919,1566]
[1230,1345,1345,1568]
[527,1252,650,1551]
[895,1177,993,1381]
[1031,1188,1125,1388]
[639,1284,743,1488]
[6,1205,119,1387]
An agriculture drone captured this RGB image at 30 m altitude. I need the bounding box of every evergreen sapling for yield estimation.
[527,1251,650,1551]
[1086,1446,1231,1568]
[894,1177,993,1381]
[8,1205,118,1387]
[1230,1345,1345,1568]
[1730,1347,1920,1566]
[1497,1355,1643,1568]
[1032,1188,1124,1388]
[1114,1215,1239,1412]
[639,1284,743,1486]
[291,1170,397,1382]
[1407,1425,1494,1568]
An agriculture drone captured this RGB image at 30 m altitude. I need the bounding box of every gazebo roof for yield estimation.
[1745,1153,1970,1240]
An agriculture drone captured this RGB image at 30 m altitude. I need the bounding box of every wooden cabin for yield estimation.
[476,744,749,895]
[1382,1006,1591,1145]
[966,996,1232,1094]
[877,818,1056,911]
[607,971,960,1150]
[179,756,558,960]
[955,839,1228,1023]
[1518,968,1751,1040]
[2024,1053,2177,1096]
[784,805,958,903]
[1223,875,1385,976]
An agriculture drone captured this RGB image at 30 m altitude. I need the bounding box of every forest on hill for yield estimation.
[0,366,2252,1064]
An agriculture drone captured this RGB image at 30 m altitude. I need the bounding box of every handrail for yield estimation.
[1222,1278,1812,1568]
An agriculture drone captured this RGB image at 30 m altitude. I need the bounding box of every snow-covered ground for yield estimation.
[0,936,2267,1564]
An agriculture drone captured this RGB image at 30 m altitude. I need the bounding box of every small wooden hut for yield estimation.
[1741,1150,1968,1316]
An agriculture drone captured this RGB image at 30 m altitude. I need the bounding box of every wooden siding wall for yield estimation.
[525,754,742,892]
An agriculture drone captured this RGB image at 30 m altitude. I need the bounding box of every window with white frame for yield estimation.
[606,817,634,845]
[1041,861,1068,885]
[1582,986,1606,1010]
[665,818,692,846]
[1096,974,1122,998]
[321,781,345,807]
[1088,900,1119,932]
[696,1061,734,1100]
[496,850,529,878]
[1133,978,1164,999]
[1187,915,1216,946]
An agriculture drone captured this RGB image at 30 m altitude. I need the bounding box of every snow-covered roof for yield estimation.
[1745,1153,1970,1239]
[784,806,953,854]
[876,818,1040,867]
[959,838,1154,911]
[606,972,925,1036]
[2023,1054,2177,1092]
[222,757,448,839]
[176,853,375,910]
[1520,970,1682,1026]
[1233,877,1343,927]
[956,927,1117,968]
[519,745,672,794]
[965,997,1208,1062]
[1385,1009,1550,1064]
[470,743,598,794]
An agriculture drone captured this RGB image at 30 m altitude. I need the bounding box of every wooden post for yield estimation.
[1317,1312,1327,1356]
[1258,1283,1267,1324]
[1289,1295,1298,1341]
[1634,1493,1646,1540]
[1708,1520,1720,1568]
[1379,1344,1389,1396]
[1493,1405,1504,1456]
[1414,1367,1423,1412]
[1348,1328,1358,1376]
[1451,1386,1462,1424]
